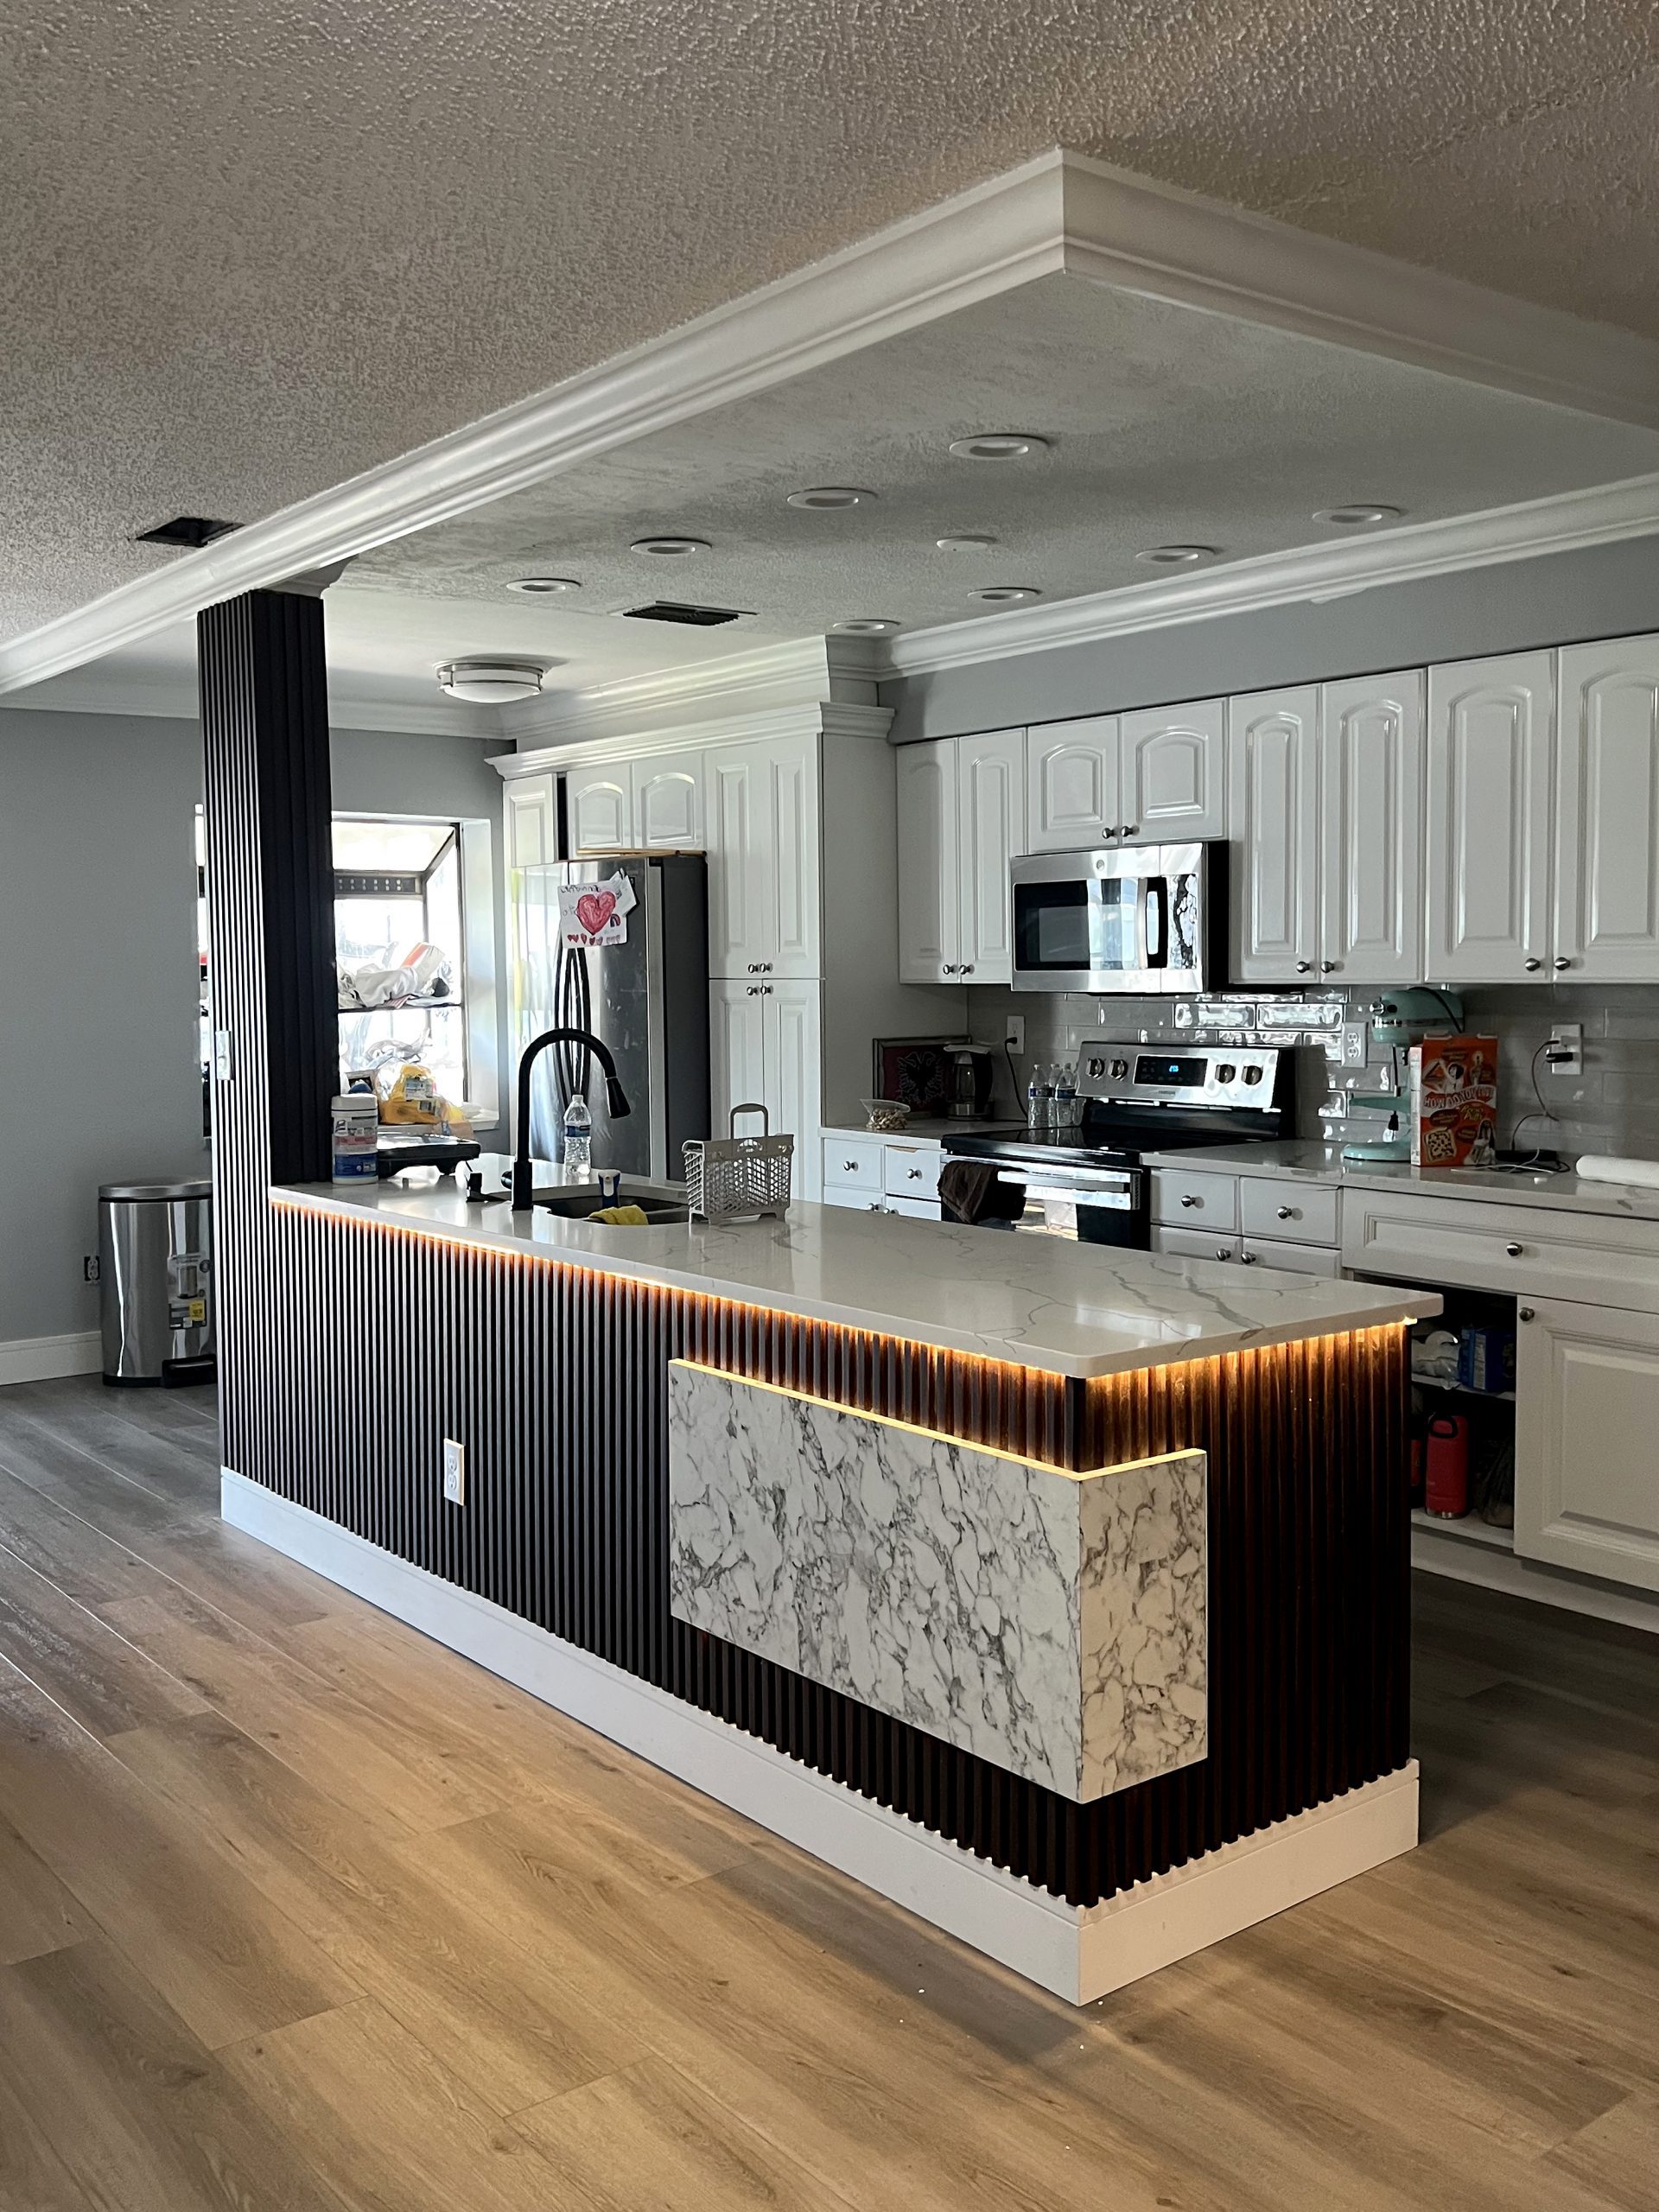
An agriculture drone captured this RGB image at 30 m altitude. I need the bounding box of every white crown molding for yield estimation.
[498,696,891,778]
[6,146,1658,703]
[881,471,1659,677]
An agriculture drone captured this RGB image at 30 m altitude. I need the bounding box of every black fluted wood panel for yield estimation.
[255,1200,1409,1910]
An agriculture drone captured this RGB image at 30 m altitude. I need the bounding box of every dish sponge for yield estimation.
[588,1204,650,1226]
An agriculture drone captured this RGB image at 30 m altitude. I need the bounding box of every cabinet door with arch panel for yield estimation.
[565,766,632,855]
[634,753,703,850]
[1319,671,1425,985]
[1426,652,1553,983]
[955,728,1025,982]
[1120,701,1227,841]
[1226,687,1320,983]
[1026,716,1116,851]
[1516,1295,1659,1593]
[1554,635,1659,982]
[896,739,959,982]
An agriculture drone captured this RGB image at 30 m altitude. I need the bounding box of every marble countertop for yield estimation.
[1139,1140,1659,1222]
[275,1153,1433,1381]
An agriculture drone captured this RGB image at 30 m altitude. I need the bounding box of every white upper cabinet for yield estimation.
[634,754,703,850]
[703,732,820,980]
[1555,635,1659,982]
[896,740,961,982]
[1119,701,1227,841]
[1425,652,1554,983]
[1319,671,1426,985]
[1026,716,1117,851]
[1226,687,1320,984]
[566,767,632,855]
[955,728,1025,982]
[504,772,556,874]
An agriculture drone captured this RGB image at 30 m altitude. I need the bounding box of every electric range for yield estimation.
[941,1044,1295,1243]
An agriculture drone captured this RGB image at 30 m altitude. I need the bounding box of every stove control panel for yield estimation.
[1080,1046,1281,1111]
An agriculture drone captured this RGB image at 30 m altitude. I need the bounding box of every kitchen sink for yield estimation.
[532,1191,687,1225]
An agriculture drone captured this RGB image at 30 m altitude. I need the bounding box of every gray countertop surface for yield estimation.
[1140,1141,1659,1223]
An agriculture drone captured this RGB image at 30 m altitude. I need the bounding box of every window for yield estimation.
[334,817,472,1108]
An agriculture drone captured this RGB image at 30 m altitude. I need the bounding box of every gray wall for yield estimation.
[0,707,507,1351]
[882,536,1659,741]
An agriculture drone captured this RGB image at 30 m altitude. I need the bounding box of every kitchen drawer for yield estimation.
[886,1194,943,1221]
[1241,1235,1341,1278]
[1152,1169,1238,1231]
[1154,1226,1243,1263]
[822,1135,884,1197]
[1341,1190,1659,1314]
[1240,1178,1338,1246]
[883,1142,942,1202]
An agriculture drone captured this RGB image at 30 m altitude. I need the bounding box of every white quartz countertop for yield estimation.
[1141,1140,1659,1222]
[275,1153,1433,1381]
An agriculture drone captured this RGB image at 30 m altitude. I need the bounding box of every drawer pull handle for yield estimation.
[1180,1193,1201,1208]
[1276,1205,1295,1221]
[1506,1241,1523,1257]
[1519,1306,1535,1322]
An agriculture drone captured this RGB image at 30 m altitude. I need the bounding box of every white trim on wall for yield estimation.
[496,698,893,779]
[0,1332,102,1388]
[497,634,880,752]
[6,149,1657,702]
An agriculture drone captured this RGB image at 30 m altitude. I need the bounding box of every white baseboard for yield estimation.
[0,1330,101,1388]
[223,1469,1417,2004]
[1412,1524,1659,1635]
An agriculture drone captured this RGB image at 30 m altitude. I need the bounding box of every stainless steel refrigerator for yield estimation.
[516,854,710,1178]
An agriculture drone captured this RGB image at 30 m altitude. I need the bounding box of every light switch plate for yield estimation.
[442,1438,465,1505]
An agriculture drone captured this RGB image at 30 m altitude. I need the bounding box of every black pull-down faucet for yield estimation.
[512,1028,631,1212]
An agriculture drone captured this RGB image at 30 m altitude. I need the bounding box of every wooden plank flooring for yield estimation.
[0,1376,1654,2210]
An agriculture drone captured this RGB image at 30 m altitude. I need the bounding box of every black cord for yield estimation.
[1506,1040,1560,1165]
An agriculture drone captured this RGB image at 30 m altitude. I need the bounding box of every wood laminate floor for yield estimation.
[0,1378,1655,2211]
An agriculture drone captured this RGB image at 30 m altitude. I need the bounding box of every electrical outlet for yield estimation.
[1341,1022,1369,1068]
[1547,1022,1584,1078]
[442,1438,466,1506]
[1004,1014,1025,1055]
[83,1255,100,1284]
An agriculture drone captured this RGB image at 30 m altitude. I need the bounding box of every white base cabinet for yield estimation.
[710,980,823,1202]
[1515,1297,1659,1594]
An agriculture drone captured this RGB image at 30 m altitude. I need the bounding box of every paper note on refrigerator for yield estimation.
[559,871,636,946]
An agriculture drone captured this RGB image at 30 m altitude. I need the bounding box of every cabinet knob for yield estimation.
[759,963,772,973]
[942,963,957,975]
[1295,961,1313,974]
[1554,957,1571,971]
[908,1166,922,1179]
[746,984,761,995]
[1216,1246,1231,1261]
[843,1160,858,1173]
[1506,1241,1523,1257]
[1277,1205,1294,1221]
[1240,1250,1258,1264]
[1519,1306,1535,1323]
[1321,960,1338,974]
[747,963,760,973]
[1122,823,1139,838]
[1524,958,1542,973]
[960,964,974,976]
[1180,1193,1201,1208]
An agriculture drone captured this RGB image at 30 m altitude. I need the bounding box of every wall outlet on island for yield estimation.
[442,1438,466,1506]
[1005,1014,1025,1055]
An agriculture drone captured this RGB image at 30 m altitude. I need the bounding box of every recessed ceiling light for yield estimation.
[435,659,546,705]
[1135,544,1218,567]
[948,433,1049,461]
[1313,504,1403,527]
[785,486,876,510]
[506,575,581,594]
[971,585,1042,604]
[936,533,998,552]
[630,535,710,556]
[831,617,899,635]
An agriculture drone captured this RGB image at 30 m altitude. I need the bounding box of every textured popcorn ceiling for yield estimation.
[3,0,1656,645]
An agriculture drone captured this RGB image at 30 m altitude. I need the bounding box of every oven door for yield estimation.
[1010,844,1209,994]
[999,1164,1147,1246]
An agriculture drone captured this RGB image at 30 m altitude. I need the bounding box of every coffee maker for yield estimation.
[946,1045,995,1120]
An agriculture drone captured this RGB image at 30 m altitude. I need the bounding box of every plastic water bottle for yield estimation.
[1054,1062,1078,1133]
[562,1094,592,1175]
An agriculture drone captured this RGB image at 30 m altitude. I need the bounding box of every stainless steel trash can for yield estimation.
[98,1180,215,1386]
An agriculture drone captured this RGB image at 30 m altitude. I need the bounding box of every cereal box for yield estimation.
[1408,1035,1498,1168]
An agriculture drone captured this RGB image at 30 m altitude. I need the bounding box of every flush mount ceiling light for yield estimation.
[506,575,581,594]
[1313,504,1403,526]
[435,659,546,704]
[831,617,899,634]
[630,535,710,556]
[936,533,998,552]
[1135,544,1218,567]
[972,585,1042,604]
[785,486,876,510]
[948,433,1049,461]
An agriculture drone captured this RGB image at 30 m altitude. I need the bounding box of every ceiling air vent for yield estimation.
[134,515,241,549]
[620,601,747,626]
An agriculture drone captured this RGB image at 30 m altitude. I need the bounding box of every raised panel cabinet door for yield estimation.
[504,773,556,873]
[768,980,823,1200]
[956,727,1026,983]
[1120,701,1227,840]
[708,980,769,1138]
[761,733,822,979]
[565,767,632,855]
[1426,652,1554,984]
[1225,688,1319,983]
[1319,671,1426,985]
[634,754,704,849]
[895,740,958,982]
[1516,1296,1659,1592]
[703,747,768,978]
[1556,636,1659,982]
[1025,716,1116,851]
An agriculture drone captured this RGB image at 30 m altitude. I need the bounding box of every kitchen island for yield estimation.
[226,1157,1433,2001]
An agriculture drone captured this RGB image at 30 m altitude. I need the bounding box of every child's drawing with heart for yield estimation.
[575,888,617,938]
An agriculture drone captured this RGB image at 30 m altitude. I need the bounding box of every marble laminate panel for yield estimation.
[667,1360,1207,1802]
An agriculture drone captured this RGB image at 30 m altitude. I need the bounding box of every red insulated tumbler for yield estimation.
[1424,1412,1471,1518]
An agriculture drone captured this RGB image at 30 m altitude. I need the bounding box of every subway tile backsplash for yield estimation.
[968,983,1659,1163]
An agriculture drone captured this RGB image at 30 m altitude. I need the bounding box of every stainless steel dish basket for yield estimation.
[683,1103,793,1222]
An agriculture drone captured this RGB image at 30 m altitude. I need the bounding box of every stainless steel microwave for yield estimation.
[1010,842,1227,994]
